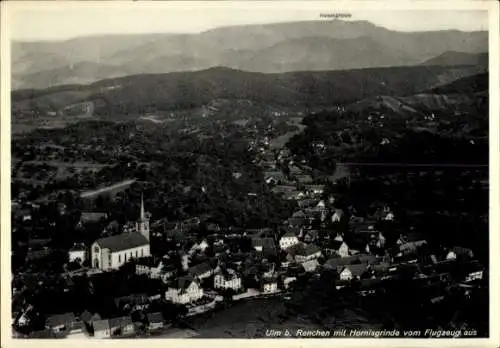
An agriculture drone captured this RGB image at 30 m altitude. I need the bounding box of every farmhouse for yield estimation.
[165,276,204,304]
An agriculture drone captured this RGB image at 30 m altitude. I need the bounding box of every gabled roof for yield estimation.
[173,276,200,293]
[251,237,276,249]
[297,243,321,256]
[69,243,87,252]
[301,259,320,269]
[281,230,298,238]
[324,254,377,269]
[188,261,213,276]
[339,264,367,277]
[80,212,107,223]
[327,240,346,250]
[292,210,306,218]
[95,233,149,252]
[452,246,474,256]
[399,240,427,251]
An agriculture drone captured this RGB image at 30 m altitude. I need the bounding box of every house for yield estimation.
[295,244,322,262]
[283,277,297,289]
[331,209,344,222]
[68,243,87,264]
[261,277,279,293]
[147,312,165,331]
[251,237,276,252]
[301,259,320,273]
[80,311,101,326]
[92,319,111,338]
[135,257,164,278]
[452,246,475,260]
[80,212,108,224]
[316,200,326,210]
[66,321,85,338]
[445,250,457,260]
[305,184,325,195]
[297,199,318,209]
[214,269,242,290]
[333,233,344,242]
[323,254,378,270]
[165,276,204,304]
[45,312,76,333]
[338,264,367,281]
[109,316,135,337]
[463,261,484,283]
[114,294,150,311]
[325,240,350,258]
[303,230,319,243]
[399,240,427,253]
[264,171,286,184]
[271,185,297,196]
[188,261,216,280]
[190,239,209,253]
[279,231,300,250]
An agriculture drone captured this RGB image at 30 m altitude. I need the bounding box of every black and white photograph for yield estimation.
[1,1,499,345]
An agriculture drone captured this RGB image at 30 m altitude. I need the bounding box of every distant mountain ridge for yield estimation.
[12,65,487,120]
[421,51,488,67]
[12,20,488,90]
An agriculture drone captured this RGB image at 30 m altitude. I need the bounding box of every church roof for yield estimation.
[96,233,149,252]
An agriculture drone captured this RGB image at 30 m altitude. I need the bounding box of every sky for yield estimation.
[9,3,489,41]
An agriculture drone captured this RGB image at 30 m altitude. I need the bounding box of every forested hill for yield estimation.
[12,65,486,118]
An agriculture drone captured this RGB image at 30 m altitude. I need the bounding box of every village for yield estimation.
[10,124,487,339]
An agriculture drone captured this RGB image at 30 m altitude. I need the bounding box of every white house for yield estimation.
[376,232,386,248]
[165,277,204,304]
[331,209,344,222]
[261,279,278,293]
[465,270,483,282]
[316,200,326,209]
[188,261,216,280]
[301,259,320,273]
[68,243,87,264]
[384,212,395,221]
[214,269,242,290]
[283,277,297,289]
[190,239,209,253]
[279,231,300,250]
[295,244,322,263]
[335,242,350,258]
[338,264,367,281]
[446,250,457,260]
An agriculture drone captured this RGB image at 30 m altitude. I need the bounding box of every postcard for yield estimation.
[1,1,498,348]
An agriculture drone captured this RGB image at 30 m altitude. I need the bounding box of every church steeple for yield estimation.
[136,193,150,241]
[140,193,145,220]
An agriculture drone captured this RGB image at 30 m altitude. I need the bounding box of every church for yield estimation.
[91,195,151,271]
